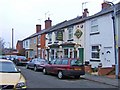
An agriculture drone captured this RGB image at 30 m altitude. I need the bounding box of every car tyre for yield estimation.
[58,71,64,79]
[26,64,29,69]
[74,75,80,79]
[43,68,47,75]
[34,66,37,71]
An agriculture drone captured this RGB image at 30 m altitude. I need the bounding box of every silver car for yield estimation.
[26,58,48,71]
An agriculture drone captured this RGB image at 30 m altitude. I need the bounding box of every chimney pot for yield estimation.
[36,24,41,33]
[82,8,89,18]
[45,17,52,29]
[101,2,111,9]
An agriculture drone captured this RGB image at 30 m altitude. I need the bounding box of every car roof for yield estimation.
[0,59,12,62]
[55,58,79,60]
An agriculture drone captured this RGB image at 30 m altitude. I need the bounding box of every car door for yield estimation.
[28,59,35,68]
[52,59,62,74]
[46,59,56,73]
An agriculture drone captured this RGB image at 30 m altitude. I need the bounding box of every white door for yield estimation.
[104,47,112,67]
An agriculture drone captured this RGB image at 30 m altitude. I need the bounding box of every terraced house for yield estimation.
[22,18,52,59]
[17,1,120,73]
[42,8,89,63]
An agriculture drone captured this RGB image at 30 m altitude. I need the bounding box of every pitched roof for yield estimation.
[22,2,120,41]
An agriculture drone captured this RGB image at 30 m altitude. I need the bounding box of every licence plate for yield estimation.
[74,68,81,70]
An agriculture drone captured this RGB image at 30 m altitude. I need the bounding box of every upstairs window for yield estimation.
[38,35,41,45]
[48,33,52,43]
[67,26,73,40]
[91,19,99,33]
[34,38,36,44]
[54,32,58,43]
[26,41,28,47]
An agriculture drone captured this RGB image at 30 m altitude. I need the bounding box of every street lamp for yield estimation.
[105,1,119,79]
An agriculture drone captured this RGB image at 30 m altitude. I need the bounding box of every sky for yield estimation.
[0,0,119,48]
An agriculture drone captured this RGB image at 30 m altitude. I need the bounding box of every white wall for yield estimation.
[85,13,115,68]
[117,14,120,47]
[23,39,30,49]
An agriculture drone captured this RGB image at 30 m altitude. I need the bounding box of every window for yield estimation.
[54,32,58,42]
[48,33,52,43]
[91,45,100,59]
[51,49,54,60]
[91,19,98,33]
[67,26,73,40]
[74,50,77,58]
[64,49,68,58]
[26,41,28,47]
[38,35,41,45]
[23,41,25,48]
[34,38,36,44]
[70,49,72,58]
[38,48,40,58]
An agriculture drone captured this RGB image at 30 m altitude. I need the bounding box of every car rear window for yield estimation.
[61,59,68,65]
[70,60,82,66]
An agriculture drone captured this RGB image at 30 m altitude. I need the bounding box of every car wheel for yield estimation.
[74,75,80,79]
[43,68,47,75]
[58,71,64,79]
[34,66,37,71]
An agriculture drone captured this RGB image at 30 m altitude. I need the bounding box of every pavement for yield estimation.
[84,73,119,87]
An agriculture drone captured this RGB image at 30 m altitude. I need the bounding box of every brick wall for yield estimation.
[98,65,115,76]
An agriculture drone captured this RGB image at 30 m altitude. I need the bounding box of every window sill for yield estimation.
[90,59,100,62]
[38,44,41,45]
[90,32,100,35]
[48,42,52,44]
[54,41,58,43]
[67,39,74,41]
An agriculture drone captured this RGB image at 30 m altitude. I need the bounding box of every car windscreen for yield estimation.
[0,62,18,73]
[70,60,83,66]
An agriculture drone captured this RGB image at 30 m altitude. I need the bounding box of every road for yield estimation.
[18,66,117,89]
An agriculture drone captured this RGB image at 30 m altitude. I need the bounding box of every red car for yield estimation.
[43,58,85,79]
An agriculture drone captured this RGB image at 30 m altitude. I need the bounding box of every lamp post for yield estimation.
[106,1,119,79]
[12,28,14,50]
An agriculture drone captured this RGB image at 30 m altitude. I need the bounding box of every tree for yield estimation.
[0,37,5,55]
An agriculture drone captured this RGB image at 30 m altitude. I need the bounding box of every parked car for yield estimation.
[13,56,28,66]
[43,58,85,79]
[6,55,17,61]
[0,59,27,89]
[26,58,48,71]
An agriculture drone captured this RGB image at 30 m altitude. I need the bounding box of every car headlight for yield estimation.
[15,82,27,89]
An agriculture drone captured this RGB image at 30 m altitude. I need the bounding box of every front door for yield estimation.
[78,48,84,64]
[104,47,112,67]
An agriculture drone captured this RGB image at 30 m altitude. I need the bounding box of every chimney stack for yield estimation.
[45,17,52,29]
[82,8,89,18]
[101,2,111,10]
[36,24,41,33]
